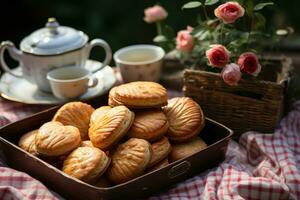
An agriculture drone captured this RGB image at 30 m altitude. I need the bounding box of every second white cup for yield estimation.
[114,44,165,83]
[47,67,98,100]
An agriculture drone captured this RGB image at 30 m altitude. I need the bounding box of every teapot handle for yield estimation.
[85,39,112,73]
[0,41,23,78]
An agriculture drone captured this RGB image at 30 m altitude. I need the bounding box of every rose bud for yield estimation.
[214,2,245,24]
[176,27,195,53]
[221,63,241,86]
[144,5,168,23]
[238,52,261,76]
[206,44,230,68]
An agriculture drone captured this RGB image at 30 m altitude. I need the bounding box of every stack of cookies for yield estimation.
[18,81,207,186]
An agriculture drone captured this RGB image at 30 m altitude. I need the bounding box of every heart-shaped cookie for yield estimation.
[89,105,134,150]
[52,102,95,140]
[35,121,81,156]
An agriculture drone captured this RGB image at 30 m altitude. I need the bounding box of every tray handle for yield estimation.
[168,161,191,179]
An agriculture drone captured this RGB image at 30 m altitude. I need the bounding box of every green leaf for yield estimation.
[182,1,202,9]
[276,29,288,36]
[253,13,266,30]
[250,31,269,36]
[205,0,219,6]
[206,19,219,27]
[254,2,274,11]
[153,35,167,43]
[162,24,175,39]
[191,24,205,35]
[199,30,210,40]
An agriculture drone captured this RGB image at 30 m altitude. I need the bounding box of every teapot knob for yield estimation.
[46,17,59,35]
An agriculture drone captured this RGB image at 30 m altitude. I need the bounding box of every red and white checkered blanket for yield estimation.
[0,98,300,200]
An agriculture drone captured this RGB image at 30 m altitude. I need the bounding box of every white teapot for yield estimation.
[0,18,112,92]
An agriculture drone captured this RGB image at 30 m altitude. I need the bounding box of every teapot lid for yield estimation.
[20,18,88,55]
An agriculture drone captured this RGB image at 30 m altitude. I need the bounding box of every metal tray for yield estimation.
[0,99,233,200]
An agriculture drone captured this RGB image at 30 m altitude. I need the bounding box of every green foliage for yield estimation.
[254,2,274,11]
[153,22,176,52]
[146,0,292,70]
[182,0,219,10]
[153,35,167,43]
[182,1,202,9]
[205,0,219,6]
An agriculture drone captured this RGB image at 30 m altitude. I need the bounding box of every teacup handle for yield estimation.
[0,41,23,78]
[85,39,112,73]
[88,77,98,88]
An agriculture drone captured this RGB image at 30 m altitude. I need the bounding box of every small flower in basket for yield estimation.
[143,1,291,86]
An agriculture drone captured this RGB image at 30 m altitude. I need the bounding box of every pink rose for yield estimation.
[176,27,195,53]
[206,44,230,68]
[221,63,241,86]
[144,5,168,23]
[214,2,245,24]
[186,26,193,32]
[238,52,261,76]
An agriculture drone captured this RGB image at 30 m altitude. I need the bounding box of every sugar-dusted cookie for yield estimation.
[63,147,110,183]
[89,106,134,150]
[108,81,167,109]
[53,102,95,140]
[163,97,205,142]
[127,109,169,142]
[107,138,152,184]
[35,121,81,156]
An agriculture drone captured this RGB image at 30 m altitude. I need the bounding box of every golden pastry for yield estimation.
[18,129,39,156]
[63,147,110,183]
[163,97,205,142]
[35,121,81,156]
[108,81,168,109]
[80,140,94,147]
[89,106,134,150]
[127,110,169,142]
[148,137,171,168]
[169,137,207,162]
[108,87,121,106]
[80,140,110,156]
[107,138,152,184]
[90,106,112,126]
[53,102,95,140]
[147,158,169,172]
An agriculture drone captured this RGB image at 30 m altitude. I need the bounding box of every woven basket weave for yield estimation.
[183,56,292,138]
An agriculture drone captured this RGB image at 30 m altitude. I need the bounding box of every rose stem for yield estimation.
[156,21,162,35]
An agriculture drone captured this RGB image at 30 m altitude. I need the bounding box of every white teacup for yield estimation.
[47,67,98,100]
[114,44,165,83]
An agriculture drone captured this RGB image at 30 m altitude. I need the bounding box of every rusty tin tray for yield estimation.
[0,99,233,200]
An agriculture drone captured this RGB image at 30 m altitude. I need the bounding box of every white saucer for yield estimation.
[0,60,116,104]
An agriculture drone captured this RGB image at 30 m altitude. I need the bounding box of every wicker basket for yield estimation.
[183,56,292,138]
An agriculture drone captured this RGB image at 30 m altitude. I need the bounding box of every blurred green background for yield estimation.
[0,0,299,59]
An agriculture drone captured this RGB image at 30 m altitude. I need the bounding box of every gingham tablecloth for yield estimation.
[0,97,300,200]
